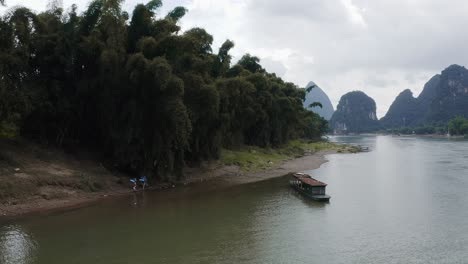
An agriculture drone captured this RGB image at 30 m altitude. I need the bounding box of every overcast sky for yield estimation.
[2,0,468,117]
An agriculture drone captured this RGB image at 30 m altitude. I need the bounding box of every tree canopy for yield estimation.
[448,116,468,135]
[0,0,327,180]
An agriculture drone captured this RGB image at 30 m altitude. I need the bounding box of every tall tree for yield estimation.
[0,0,327,180]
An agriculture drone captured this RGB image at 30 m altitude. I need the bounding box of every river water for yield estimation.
[2,135,468,264]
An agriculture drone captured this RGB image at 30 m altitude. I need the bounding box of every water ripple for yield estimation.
[0,225,37,264]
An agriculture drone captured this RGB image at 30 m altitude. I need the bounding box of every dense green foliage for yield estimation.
[0,0,326,180]
[383,125,447,135]
[386,116,468,136]
[329,91,380,133]
[448,116,468,135]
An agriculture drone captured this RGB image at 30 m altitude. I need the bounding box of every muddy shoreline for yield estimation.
[0,149,344,219]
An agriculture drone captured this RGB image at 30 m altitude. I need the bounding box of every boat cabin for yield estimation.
[290,173,330,201]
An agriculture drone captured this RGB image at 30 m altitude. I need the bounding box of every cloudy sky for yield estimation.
[2,0,468,117]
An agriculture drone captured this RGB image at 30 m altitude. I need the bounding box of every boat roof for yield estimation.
[293,173,309,178]
[293,173,327,187]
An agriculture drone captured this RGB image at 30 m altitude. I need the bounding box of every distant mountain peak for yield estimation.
[381,64,468,128]
[380,88,420,128]
[443,64,466,72]
[399,89,413,96]
[330,91,380,133]
[303,82,334,120]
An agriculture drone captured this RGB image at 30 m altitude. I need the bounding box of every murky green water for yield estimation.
[3,135,468,263]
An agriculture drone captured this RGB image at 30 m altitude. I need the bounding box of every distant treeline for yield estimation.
[380,116,468,136]
[0,0,326,180]
[447,117,468,136]
[382,126,447,135]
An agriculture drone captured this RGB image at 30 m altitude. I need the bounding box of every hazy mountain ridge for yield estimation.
[330,64,468,133]
[381,64,468,128]
[303,82,335,120]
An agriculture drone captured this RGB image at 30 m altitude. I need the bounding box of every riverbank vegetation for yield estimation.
[221,140,359,172]
[447,116,468,136]
[379,116,468,136]
[382,125,447,135]
[0,0,327,181]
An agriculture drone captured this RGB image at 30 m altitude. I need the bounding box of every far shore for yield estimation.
[334,133,466,139]
[0,142,360,219]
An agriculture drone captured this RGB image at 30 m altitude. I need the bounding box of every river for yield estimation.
[2,135,468,263]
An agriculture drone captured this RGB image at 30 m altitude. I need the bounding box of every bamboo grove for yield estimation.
[0,0,327,180]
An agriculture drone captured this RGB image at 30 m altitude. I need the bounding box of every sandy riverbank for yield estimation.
[184,150,336,185]
[0,141,354,219]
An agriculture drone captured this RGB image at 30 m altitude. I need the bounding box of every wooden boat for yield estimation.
[289,173,331,201]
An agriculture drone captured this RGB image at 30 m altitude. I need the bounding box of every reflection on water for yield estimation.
[0,225,37,264]
[3,135,468,263]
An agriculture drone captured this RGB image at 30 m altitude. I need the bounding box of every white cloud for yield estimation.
[2,0,468,117]
[341,0,367,28]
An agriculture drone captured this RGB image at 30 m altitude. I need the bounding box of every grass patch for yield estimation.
[40,189,70,200]
[0,173,106,203]
[220,140,355,172]
[0,121,18,139]
[78,174,105,192]
[0,179,38,202]
[221,146,288,172]
[34,173,105,193]
[283,140,344,154]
